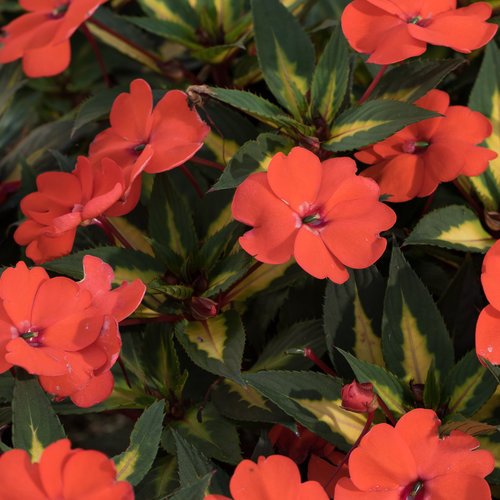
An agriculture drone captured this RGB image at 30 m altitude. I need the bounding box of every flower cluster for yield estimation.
[0,0,108,77]
[0,255,145,407]
[341,0,497,65]
[0,439,134,499]
[14,79,209,264]
[476,240,500,367]
[357,89,497,202]
[232,147,396,283]
[335,409,494,499]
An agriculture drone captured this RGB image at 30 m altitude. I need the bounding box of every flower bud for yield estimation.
[190,296,218,320]
[341,381,378,413]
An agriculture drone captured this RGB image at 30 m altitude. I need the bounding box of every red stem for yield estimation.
[191,155,225,171]
[452,179,483,218]
[358,65,389,104]
[81,22,111,88]
[181,165,204,198]
[303,348,338,377]
[219,261,263,306]
[86,18,200,84]
[94,216,133,249]
[323,411,375,489]
[376,394,397,426]
[117,356,132,389]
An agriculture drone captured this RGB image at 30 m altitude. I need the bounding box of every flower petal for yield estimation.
[475,304,500,365]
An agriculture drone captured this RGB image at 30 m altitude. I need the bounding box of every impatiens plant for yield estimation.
[0,0,499,498]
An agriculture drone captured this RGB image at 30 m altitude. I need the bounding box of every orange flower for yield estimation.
[88,78,210,174]
[0,0,108,77]
[0,255,145,407]
[13,154,149,264]
[476,240,500,366]
[0,439,134,499]
[357,89,497,202]
[204,454,329,500]
[334,409,494,500]
[341,0,497,65]
[231,147,396,283]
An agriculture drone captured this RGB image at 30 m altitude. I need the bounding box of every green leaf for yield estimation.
[72,86,126,136]
[113,400,165,485]
[324,267,385,368]
[211,133,294,190]
[12,371,66,462]
[206,87,314,136]
[43,247,163,286]
[127,16,201,50]
[0,62,26,116]
[423,360,440,411]
[149,173,198,269]
[175,310,245,385]
[324,100,440,152]
[135,455,179,500]
[203,251,253,297]
[192,41,246,64]
[252,320,326,371]
[163,403,242,464]
[468,41,500,210]
[168,473,213,500]
[369,59,465,103]
[310,27,350,123]
[382,244,454,384]
[212,379,291,424]
[198,221,244,271]
[173,431,229,495]
[441,351,497,417]
[251,0,314,119]
[405,205,495,253]
[245,371,367,451]
[338,349,407,416]
[138,0,199,29]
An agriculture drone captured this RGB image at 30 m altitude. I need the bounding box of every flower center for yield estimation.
[408,16,422,24]
[402,140,429,154]
[133,143,147,153]
[301,206,327,230]
[47,4,69,20]
[401,480,425,500]
[21,328,43,347]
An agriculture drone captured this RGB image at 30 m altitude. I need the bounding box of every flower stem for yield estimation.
[375,394,397,426]
[181,165,204,198]
[323,411,375,489]
[81,22,111,88]
[117,356,132,388]
[358,65,388,104]
[191,155,225,171]
[219,261,264,306]
[303,348,338,377]
[86,18,201,84]
[94,216,133,249]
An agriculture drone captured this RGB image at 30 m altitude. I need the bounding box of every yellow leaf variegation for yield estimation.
[353,293,384,366]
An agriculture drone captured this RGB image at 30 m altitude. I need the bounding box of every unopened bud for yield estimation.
[190,296,218,320]
[341,381,378,413]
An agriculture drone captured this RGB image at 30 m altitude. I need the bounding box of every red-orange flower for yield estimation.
[88,78,210,174]
[204,454,329,500]
[334,408,494,500]
[0,0,108,77]
[341,0,497,65]
[13,154,150,264]
[0,439,133,500]
[231,147,396,283]
[357,89,497,202]
[0,255,145,407]
[476,240,500,366]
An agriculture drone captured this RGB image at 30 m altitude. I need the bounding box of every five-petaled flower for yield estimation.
[13,154,152,264]
[476,239,500,366]
[357,89,497,202]
[341,0,497,65]
[231,147,396,283]
[0,255,145,407]
[0,0,108,77]
[204,454,329,500]
[334,408,494,500]
[0,439,134,499]
[88,78,210,175]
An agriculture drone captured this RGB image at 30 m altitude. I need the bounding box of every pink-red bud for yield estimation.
[341,380,378,414]
[190,296,218,320]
